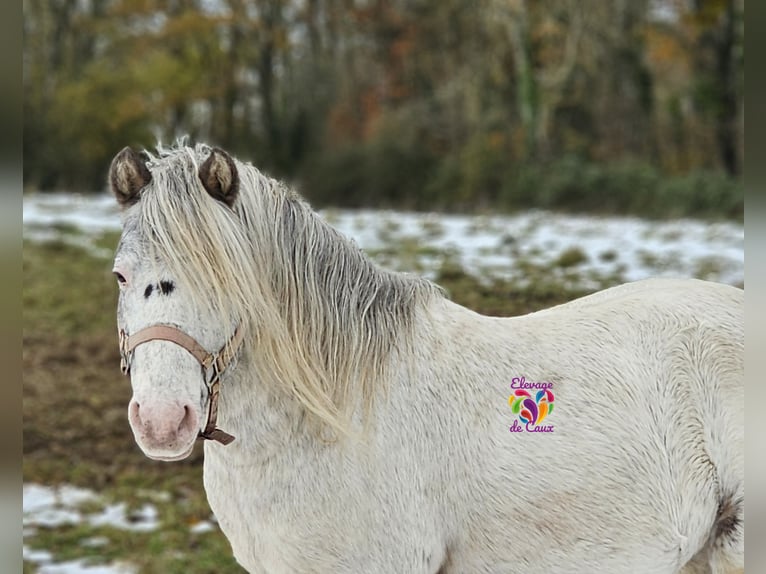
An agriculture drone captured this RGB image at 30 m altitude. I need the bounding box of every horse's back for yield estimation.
[531,277,741,321]
[426,278,743,573]
[537,276,743,395]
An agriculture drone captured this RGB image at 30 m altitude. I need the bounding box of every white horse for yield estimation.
[109,143,743,574]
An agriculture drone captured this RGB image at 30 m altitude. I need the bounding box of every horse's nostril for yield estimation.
[129,400,141,421]
[178,404,196,434]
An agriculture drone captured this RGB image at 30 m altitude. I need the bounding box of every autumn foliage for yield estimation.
[23,0,743,219]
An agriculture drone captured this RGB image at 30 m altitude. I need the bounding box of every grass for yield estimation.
[22,234,606,572]
[27,514,240,573]
[553,247,588,269]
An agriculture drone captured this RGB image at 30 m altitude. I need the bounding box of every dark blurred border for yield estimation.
[744,1,762,570]
[745,206,763,570]
[3,0,22,570]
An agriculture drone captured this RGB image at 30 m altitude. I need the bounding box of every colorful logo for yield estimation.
[508,376,555,433]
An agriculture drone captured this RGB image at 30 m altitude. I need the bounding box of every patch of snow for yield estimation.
[87,503,159,532]
[23,193,121,235]
[135,489,172,503]
[57,485,101,507]
[37,559,137,574]
[26,507,83,528]
[80,536,110,548]
[23,484,147,574]
[23,545,53,563]
[23,484,60,513]
[189,520,216,534]
[23,484,101,528]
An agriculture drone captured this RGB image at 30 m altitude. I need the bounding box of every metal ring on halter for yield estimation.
[203,354,220,386]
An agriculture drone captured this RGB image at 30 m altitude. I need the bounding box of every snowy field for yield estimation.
[24,483,146,574]
[23,193,744,287]
[23,483,216,573]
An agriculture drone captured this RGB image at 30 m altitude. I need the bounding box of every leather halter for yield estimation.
[119,324,245,445]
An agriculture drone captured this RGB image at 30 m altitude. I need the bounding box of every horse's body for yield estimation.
[109,144,743,574]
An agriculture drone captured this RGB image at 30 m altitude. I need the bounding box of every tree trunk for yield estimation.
[506,0,538,159]
[714,0,740,176]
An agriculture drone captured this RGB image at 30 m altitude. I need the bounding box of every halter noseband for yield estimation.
[119,324,245,445]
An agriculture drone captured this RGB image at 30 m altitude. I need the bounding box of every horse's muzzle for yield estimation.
[128,397,199,460]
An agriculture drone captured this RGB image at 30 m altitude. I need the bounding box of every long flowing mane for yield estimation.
[134,143,441,432]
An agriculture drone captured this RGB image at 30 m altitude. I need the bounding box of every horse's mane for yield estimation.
[135,142,441,433]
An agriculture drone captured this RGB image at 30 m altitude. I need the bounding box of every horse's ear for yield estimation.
[109,147,152,207]
[199,148,239,208]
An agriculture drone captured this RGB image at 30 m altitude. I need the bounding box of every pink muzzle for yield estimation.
[119,324,245,445]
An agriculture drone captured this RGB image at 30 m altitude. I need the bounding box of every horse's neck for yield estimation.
[212,354,309,460]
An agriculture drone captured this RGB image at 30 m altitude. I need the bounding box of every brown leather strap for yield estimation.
[119,323,244,445]
[214,324,246,374]
[198,379,235,445]
[125,325,213,367]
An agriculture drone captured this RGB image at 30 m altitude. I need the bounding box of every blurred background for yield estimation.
[22,1,744,573]
[24,0,743,218]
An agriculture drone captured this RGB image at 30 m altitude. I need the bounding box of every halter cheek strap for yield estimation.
[119,324,245,445]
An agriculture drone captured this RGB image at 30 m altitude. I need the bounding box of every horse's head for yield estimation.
[109,146,242,461]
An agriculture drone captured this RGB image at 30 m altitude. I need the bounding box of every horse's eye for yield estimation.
[114,271,127,285]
